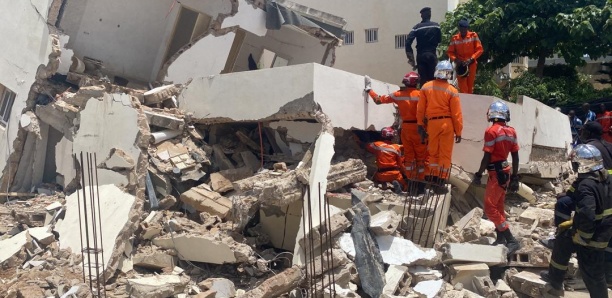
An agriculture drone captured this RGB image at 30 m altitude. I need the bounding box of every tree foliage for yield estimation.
[441,0,612,77]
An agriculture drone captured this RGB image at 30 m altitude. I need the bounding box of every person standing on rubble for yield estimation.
[364,72,428,194]
[540,121,612,289]
[583,103,597,124]
[446,19,483,94]
[364,127,407,194]
[471,101,521,256]
[417,60,463,193]
[569,110,583,146]
[405,7,442,86]
[596,103,612,143]
[541,144,612,297]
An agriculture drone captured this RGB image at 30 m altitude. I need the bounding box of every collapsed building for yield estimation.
[0,0,585,298]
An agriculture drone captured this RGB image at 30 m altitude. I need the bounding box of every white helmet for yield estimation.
[434,60,453,80]
[570,144,604,174]
[487,101,510,122]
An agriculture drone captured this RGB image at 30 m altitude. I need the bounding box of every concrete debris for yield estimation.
[508,271,546,297]
[339,233,438,266]
[413,279,444,298]
[27,226,55,245]
[370,210,401,236]
[448,263,490,293]
[239,265,303,298]
[143,84,181,105]
[153,233,253,264]
[144,109,185,130]
[0,230,32,264]
[198,278,236,298]
[180,184,233,218]
[127,274,188,298]
[518,207,554,228]
[383,265,410,295]
[133,250,177,270]
[441,243,508,266]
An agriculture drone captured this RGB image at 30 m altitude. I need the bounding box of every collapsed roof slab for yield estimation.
[179,63,396,130]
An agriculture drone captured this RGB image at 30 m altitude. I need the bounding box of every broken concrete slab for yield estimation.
[210,172,234,193]
[180,184,232,218]
[448,263,490,293]
[62,85,106,107]
[103,148,135,170]
[27,227,55,245]
[127,275,187,298]
[198,278,236,298]
[299,206,350,254]
[518,207,554,228]
[441,243,508,266]
[239,265,303,298]
[508,271,546,297]
[133,251,177,270]
[339,233,438,266]
[383,265,410,295]
[212,144,235,171]
[414,279,444,298]
[259,201,302,251]
[143,84,181,105]
[153,234,252,264]
[56,185,136,278]
[472,275,497,297]
[370,210,401,236]
[144,110,185,130]
[35,101,77,140]
[240,151,260,173]
[0,230,32,264]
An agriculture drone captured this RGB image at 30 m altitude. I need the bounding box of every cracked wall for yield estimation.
[0,0,57,194]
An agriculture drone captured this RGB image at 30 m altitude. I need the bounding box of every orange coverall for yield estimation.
[368,88,428,179]
[483,122,519,231]
[366,141,407,189]
[447,31,483,94]
[597,112,612,143]
[417,80,463,179]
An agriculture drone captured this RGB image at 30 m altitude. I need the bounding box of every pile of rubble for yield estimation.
[0,39,590,297]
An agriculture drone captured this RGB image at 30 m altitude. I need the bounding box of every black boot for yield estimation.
[416,182,426,195]
[392,180,402,194]
[433,177,448,194]
[492,228,506,246]
[540,271,564,296]
[502,229,521,256]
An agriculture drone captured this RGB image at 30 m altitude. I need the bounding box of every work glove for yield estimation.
[455,135,462,143]
[508,174,520,193]
[364,75,372,92]
[462,58,473,66]
[471,172,483,186]
[558,220,573,232]
[572,231,589,246]
[417,125,428,144]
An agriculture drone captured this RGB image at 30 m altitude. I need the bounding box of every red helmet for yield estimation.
[402,72,419,87]
[381,127,397,139]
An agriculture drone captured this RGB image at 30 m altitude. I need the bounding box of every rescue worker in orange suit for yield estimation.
[471,101,521,256]
[417,60,463,192]
[596,103,612,143]
[365,72,428,194]
[365,127,407,194]
[447,19,483,94]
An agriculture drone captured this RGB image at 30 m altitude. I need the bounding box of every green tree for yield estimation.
[441,0,612,77]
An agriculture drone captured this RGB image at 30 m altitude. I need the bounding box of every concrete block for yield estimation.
[240,265,302,298]
[198,278,236,298]
[518,207,554,228]
[259,201,302,250]
[63,85,105,107]
[508,271,546,297]
[383,265,410,295]
[442,243,508,266]
[448,263,489,293]
[339,233,437,266]
[180,184,232,218]
[409,266,443,285]
[127,275,187,298]
[27,227,55,245]
[413,279,444,298]
[472,275,497,298]
[133,251,177,270]
[143,85,181,105]
[495,279,512,292]
[0,230,32,264]
[144,110,185,130]
[454,207,484,230]
[300,208,350,254]
[210,172,234,193]
[153,234,252,264]
[370,210,401,236]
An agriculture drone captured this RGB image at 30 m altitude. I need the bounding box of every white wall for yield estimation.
[295,0,452,84]
[61,0,233,82]
[0,0,54,179]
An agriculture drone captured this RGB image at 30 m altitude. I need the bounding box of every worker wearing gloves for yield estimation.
[417,60,463,192]
[447,19,483,94]
[540,121,612,288]
[471,101,521,256]
[365,127,407,194]
[540,144,612,297]
[365,72,428,194]
[405,7,442,86]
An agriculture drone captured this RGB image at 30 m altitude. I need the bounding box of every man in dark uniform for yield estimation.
[405,7,442,86]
